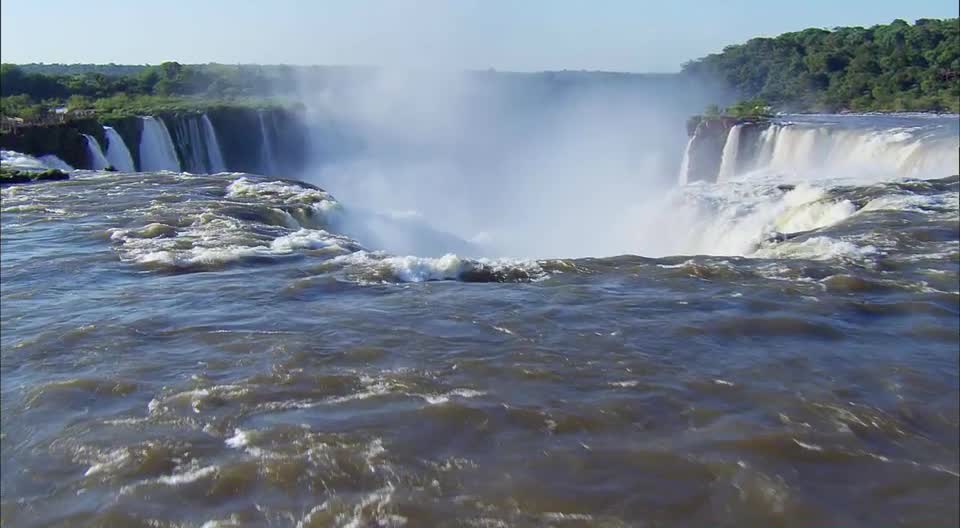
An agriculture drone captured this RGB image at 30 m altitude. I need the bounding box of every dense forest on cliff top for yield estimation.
[1,18,958,118]
[683,18,960,112]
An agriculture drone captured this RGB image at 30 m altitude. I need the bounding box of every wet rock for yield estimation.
[0,167,69,185]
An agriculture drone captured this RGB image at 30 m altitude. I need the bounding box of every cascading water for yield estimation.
[139,116,182,172]
[82,134,111,170]
[103,126,136,172]
[258,111,276,175]
[677,137,693,185]
[716,124,743,182]
[655,114,960,260]
[743,119,959,181]
[201,114,226,173]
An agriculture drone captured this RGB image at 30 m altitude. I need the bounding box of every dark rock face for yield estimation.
[0,168,69,185]
[0,119,105,169]
[204,107,309,176]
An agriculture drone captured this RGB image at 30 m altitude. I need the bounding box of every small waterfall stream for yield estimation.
[258,111,276,175]
[103,127,136,172]
[82,134,111,170]
[201,114,226,173]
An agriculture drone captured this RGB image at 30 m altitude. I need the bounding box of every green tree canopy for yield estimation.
[683,18,960,112]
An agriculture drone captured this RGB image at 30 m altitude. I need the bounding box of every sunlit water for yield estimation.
[1,116,959,527]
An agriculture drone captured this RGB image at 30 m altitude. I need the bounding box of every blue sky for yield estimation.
[2,0,957,72]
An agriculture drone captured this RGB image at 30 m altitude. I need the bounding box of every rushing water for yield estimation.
[716,124,742,182]
[139,116,182,172]
[103,126,136,173]
[1,115,959,527]
[82,134,112,171]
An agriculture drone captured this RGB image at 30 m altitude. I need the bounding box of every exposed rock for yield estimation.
[0,167,69,185]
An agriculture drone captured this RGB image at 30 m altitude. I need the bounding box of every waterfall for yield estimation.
[103,127,136,172]
[737,122,960,181]
[82,134,111,170]
[258,111,276,175]
[753,125,779,170]
[139,116,181,172]
[716,125,743,182]
[677,137,694,185]
[201,114,226,173]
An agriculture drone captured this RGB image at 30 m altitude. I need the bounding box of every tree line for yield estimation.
[0,62,321,120]
[682,18,960,112]
[2,18,958,120]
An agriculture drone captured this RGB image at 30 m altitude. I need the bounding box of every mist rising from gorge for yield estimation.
[290,69,729,258]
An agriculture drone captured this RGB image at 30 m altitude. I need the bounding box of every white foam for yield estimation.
[1,150,73,172]
[421,389,486,404]
[269,228,355,252]
[542,512,594,521]
[793,439,824,452]
[225,428,267,457]
[327,380,393,404]
[84,448,131,477]
[226,177,337,208]
[120,462,218,495]
[755,236,877,261]
[774,198,857,234]
[860,192,959,216]
[225,428,255,449]
[331,251,546,283]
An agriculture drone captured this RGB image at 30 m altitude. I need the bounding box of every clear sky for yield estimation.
[1,0,957,72]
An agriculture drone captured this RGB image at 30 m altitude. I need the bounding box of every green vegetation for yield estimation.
[724,99,774,119]
[0,62,303,120]
[91,94,300,119]
[1,94,45,120]
[687,98,773,134]
[683,18,960,112]
[0,166,69,185]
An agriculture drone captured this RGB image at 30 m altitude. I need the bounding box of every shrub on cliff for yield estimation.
[724,99,774,119]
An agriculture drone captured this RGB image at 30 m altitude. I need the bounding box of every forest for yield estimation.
[682,18,960,112]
